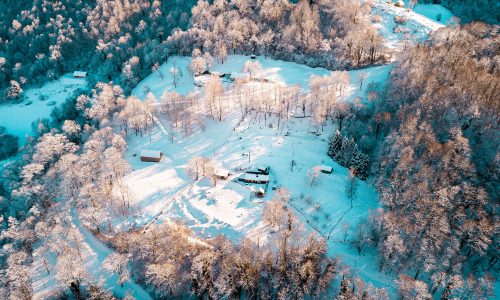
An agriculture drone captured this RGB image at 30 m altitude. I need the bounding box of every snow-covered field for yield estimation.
[412,3,454,24]
[114,3,456,291]
[0,74,87,145]
[132,55,334,99]
[114,52,396,290]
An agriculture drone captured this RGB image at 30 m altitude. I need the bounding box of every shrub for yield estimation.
[372,15,383,23]
[394,15,409,24]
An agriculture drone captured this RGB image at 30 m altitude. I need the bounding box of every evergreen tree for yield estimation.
[328,130,343,158]
[350,150,369,180]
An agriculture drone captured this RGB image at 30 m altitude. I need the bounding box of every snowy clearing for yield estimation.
[0,74,87,145]
[371,0,449,52]
[116,53,396,290]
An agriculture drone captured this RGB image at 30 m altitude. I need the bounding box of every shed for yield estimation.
[140,150,163,162]
[240,172,270,184]
[215,168,230,180]
[318,165,333,174]
[73,71,87,78]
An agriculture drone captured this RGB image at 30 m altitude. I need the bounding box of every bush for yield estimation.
[393,25,410,33]
[394,15,409,24]
[372,15,383,23]
[0,126,19,160]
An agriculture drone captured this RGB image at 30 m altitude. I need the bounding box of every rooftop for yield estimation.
[140,150,163,158]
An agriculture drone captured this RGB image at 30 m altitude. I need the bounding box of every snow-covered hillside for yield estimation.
[28,1,465,298]
[109,2,458,293]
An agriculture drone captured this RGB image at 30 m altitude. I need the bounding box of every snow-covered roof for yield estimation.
[140,150,162,158]
[256,165,269,173]
[242,173,269,182]
[73,71,87,77]
[194,74,211,81]
[210,71,223,77]
[317,165,333,173]
[194,74,213,86]
[230,72,249,79]
[215,168,230,178]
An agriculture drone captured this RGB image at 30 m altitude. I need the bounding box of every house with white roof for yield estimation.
[140,150,163,162]
[73,71,87,78]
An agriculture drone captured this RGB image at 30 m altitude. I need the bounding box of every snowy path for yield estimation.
[70,209,153,299]
[32,209,154,299]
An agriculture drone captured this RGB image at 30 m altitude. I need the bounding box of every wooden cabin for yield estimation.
[73,71,87,78]
[318,165,333,174]
[140,150,163,162]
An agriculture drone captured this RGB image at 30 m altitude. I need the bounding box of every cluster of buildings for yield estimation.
[139,148,334,199]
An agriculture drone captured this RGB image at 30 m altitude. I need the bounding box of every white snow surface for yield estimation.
[117,53,396,291]
[412,4,454,24]
[0,74,87,145]
[371,0,449,52]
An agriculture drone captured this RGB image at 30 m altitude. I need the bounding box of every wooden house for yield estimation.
[215,168,230,180]
[318,165,333,174]
[73,71,87,78]
[140,150,163,162]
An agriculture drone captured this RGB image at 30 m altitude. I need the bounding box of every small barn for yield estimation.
[73,71,87,78]
[140,150,163,162]
[318,165,333,174]
[240,172,270,184]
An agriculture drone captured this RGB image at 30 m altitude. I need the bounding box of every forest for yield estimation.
[0,0,498,299]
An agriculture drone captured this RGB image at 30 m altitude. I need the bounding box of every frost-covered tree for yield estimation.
[103,253,130,287]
